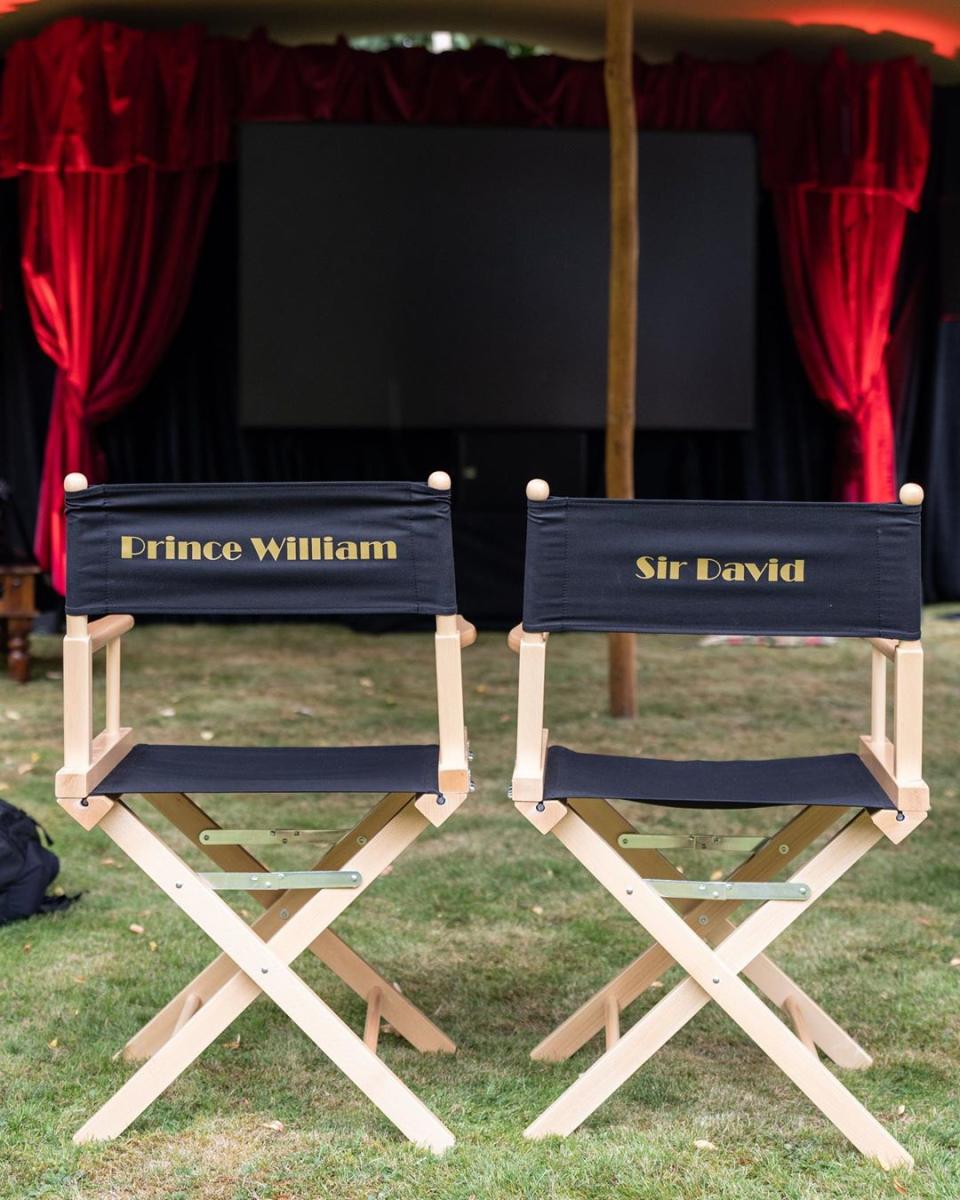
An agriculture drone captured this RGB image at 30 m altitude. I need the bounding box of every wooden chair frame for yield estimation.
[510,479,928,1170]
[56,471,474,1153]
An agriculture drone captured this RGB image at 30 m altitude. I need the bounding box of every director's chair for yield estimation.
[56,471,474,1153]
[510,479,928,1169]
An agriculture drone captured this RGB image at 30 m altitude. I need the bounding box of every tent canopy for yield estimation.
[0,0,958,81]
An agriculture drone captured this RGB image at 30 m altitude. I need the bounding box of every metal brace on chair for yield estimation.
[199,869,362,891]
[645,878,810,901]
[199,827,347,846]
[618,833,766,852]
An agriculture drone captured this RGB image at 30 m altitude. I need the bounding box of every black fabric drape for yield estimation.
[891,88,960,602]
[0,181,54,548]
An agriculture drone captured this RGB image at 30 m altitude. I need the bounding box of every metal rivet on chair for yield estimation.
[437,794,446,805]
[698,915,709,926]
[535,801,545,812]
[896,812,906,822]
[779,844,790,854]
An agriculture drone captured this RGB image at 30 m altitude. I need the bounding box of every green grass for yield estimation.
[1,614,959,1199]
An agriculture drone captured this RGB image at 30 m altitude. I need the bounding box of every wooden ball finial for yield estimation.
[526,478,550,502]
[64,473,88,493]
[899,483,924,506]
[427,471,451,491]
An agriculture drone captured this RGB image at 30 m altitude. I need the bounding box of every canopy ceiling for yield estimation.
[0,0,958,81]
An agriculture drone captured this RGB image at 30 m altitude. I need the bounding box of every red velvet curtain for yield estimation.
[21,166,218,591]
[0,22,933,586]
[759,54,931,500]
[774,192,909,501]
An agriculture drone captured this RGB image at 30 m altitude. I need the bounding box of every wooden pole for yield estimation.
[604,0,638,718]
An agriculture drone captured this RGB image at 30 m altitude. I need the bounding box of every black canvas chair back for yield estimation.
[510,479,928,1170]
[55,471,473,1153]
[66,480,457,618]
[521,494,921,640]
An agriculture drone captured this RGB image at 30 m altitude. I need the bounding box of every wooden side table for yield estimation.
[0,564,40,683]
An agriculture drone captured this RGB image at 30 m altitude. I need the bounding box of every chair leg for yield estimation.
[124,792,455,1059]
[77,799,454,1153]
[527,808,911,1170]
[532,803,852,1064]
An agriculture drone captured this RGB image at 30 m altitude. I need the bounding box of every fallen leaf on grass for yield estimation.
[295,707,314,717]
[4,710,21,721]
[148,941,158,952]
[710,869,723,881]
[224,1035,241,1050]
[531,905,544,915]
[694,1139,717,1151]
[17,763,34,775]
[262,1120,285,1132]
[47,1038,58,1049]
[159,707,176,718]
[650,980,664,989]
[950,957,960,967]
[893,1180,908,1195]
[22,943,31,954]
[72,976,85,984]
[359,677,374,690]
[200,730,215,741]
[129,923,145,935]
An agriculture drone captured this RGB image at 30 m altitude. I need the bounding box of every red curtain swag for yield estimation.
[21,165,218,592]
[0,21,933,587]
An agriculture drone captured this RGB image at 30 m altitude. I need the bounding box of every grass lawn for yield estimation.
[1,614,959,1199]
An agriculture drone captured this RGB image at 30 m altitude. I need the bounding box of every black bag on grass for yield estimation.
[0,798,78,925]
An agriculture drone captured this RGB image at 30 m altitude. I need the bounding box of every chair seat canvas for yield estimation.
[543,747,895,810]
[100,743,441,796]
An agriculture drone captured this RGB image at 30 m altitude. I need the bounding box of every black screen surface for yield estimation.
[240,124,756,430]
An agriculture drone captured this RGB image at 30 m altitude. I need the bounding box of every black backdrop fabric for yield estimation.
[1,94,956,622]
[892,88,960,602]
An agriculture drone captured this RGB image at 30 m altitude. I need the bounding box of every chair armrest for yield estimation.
[89,614,134,653]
